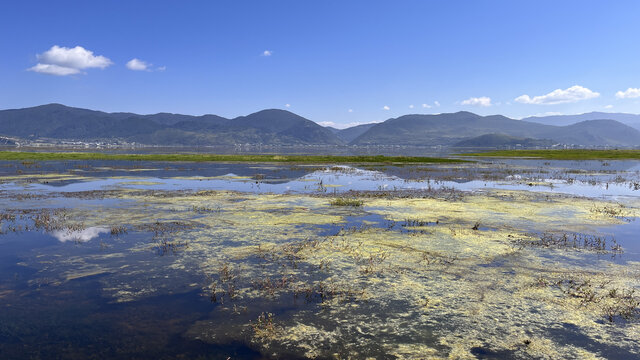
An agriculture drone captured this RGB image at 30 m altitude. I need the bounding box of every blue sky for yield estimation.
[2,1,640,128]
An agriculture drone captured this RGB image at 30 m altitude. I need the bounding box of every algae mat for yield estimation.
[1,181,639,359]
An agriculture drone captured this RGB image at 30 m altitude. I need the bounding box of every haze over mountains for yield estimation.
[1,104,640,148]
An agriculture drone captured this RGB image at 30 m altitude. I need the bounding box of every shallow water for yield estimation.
[1,159,639,359]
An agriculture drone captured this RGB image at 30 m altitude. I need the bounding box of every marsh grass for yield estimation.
[0,151,467,164]
[513,232,623,254]
[329,198,364,207]
[461,149,640,160]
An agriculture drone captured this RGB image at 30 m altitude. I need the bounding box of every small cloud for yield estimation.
[422,103,431,109]
[382,105,390,110]
[28,45,112,76]
[156,66,166,72]
[318,121,336,127]
[28,63,81,76]
[604,104,614,109]
[126,58,151,71]
[262,50,273,56]
[461,96,492,107]
[434,101,440,107]
[515,85,599,105]
[409,104,414,109]
[615,88,640,99]
[285,103,291,108]
[348,109,353,113]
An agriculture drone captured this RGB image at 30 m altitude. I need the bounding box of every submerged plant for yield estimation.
[251,312,278,340]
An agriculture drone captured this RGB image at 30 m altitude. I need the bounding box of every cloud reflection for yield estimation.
[51,227,110,243]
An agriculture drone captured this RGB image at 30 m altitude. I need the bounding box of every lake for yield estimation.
[0,158,639,359]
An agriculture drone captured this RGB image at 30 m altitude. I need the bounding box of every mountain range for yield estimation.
[1,104,639,148]
[523,112,640,130]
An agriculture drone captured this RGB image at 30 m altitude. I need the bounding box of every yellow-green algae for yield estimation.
[11,187,640,359]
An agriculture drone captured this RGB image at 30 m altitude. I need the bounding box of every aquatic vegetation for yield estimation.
[329,197,364,207]
[2,160,640,358]
[590,203,635,222]
[0,151,467,164]
[513,232,624,254]
[251,312,279,340]
[110,225,127,235]
[461,149,640,160]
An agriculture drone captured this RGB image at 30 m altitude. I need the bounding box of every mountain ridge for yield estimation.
[1,104,639,148]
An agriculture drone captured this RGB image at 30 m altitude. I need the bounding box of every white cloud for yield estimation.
[318,121,336,127]
[515,85,599,105]
[285,103,291,108]
[126,58,151,71]
[28,63,81,76]
[422,103,431,109]
[382,105,390,110]
[409,104,414,109]
[615,88,640,99]
[28,45,112,76]
[434,101,440,107]
[156,66,167,72]
[51,227,110,243]
[461,96,492,107]
[348,109,353,113]
[604,104,614,109]
[262,50,273,56]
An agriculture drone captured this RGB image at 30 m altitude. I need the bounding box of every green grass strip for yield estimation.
[460,149,640,160]
[0,151,467,164]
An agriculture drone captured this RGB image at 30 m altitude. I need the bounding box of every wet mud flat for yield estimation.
[0,159,639,359]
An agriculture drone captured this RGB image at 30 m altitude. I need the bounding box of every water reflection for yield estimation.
[50,226,110,242]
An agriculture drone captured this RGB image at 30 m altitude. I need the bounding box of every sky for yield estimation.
[2,0,640,128]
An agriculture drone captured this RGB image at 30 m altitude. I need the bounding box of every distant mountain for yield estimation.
[1,104,639,148]
[523,112,640,130]
[540,120,640,146]
[453,133,554,148]
[351,111,640,147]
[351,112,552,146]
[327,123,377,143]
[0,104,343,146]
[198,109,343,146]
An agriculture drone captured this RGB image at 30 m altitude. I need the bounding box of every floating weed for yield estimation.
[329,198,364,207]
[533,275,640,323]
